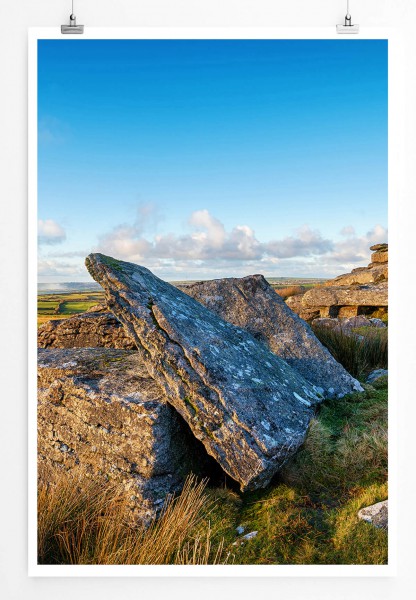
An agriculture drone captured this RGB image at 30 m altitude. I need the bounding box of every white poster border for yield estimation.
[28,26,399,578]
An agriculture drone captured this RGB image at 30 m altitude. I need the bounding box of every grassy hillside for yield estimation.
[38,376,387,565]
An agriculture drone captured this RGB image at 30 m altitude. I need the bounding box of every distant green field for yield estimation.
[37,291,105,326]
[60,301,97,314]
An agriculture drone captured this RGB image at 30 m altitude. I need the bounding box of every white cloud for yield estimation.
[264,225,333,258]
[39,205,387,281]
[38,259,85,277]
[38,219,66,245]
[96,208,331,264]
[329,224,388,265]
[93,208,387,279]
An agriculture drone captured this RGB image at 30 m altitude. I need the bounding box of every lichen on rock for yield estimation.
[85,253,326,491]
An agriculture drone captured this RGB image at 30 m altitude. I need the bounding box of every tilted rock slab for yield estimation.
[38,348,205,522]
[38,311,136,349]
[181,275,362,398]
[86,253,323,491]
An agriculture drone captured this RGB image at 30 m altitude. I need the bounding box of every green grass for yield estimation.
[59,301,97,314]
[313,325,388,379]
[198,380,388,565]
[38,379,388,565]
[37,300,61,314]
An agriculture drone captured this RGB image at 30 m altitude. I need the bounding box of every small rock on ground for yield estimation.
[366,369,388,384]
[358,500,388,530]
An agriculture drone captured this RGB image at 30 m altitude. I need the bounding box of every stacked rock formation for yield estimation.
[286,244,388,321]
[38,253,364,519]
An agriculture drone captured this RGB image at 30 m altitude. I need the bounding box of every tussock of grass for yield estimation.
[276,285,305,299]
[313,325,388,379]
[38,472,230,565]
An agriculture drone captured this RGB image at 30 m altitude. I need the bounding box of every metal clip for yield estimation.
[61,1,84,34]
[336,1,359,34]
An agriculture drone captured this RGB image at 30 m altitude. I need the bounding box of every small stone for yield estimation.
[358,500,388,530]
[366,369,388,384]
[242,531,258,540]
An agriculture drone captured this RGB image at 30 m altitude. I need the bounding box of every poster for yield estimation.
[29,29,390,575]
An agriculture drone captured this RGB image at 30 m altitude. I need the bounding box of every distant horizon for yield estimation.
[38,39,387,282]
[37,273,328,290]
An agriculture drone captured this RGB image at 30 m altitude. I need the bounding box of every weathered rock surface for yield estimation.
[86,253,325,491]
[312,316,387,333]
[86,303,107,313]
[38,348,209,521]
[38,311,136,349]
[366,369,388,384]
[303,282,388,310]
[327,263,387,287]
[181,274,362,398]
[285,294,320,321]
[358,500,388,530]
[370,251,388,264]
[370,243,388,252]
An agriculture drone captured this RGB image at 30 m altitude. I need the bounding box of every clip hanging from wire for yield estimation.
[336,0,359,34]
[61,1,84,34]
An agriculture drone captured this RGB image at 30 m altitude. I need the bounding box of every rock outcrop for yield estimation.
[38,348,211,522]
[286,244,388,320]
[85,253,325,491]
[181,274,362,398]
[302,282,388,318]
[324,243,388,287]
[312,316,386,333]
[38,311,136,349]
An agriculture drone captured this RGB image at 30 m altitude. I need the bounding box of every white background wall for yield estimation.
[1,1,415,599]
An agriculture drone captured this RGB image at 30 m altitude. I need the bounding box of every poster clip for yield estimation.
[336,1,359,34]
[61,1,84,34]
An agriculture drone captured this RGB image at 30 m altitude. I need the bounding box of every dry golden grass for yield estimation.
[38,470,230,565]
[275,285,306,299]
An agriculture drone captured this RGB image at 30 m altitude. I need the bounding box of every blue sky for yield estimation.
[38,39,387,281]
